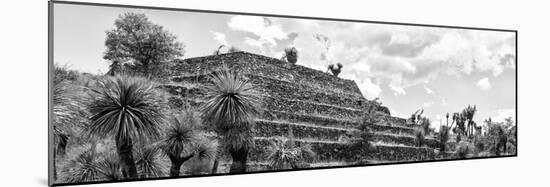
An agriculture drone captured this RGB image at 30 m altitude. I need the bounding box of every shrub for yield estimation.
[282,47,298,64]
[327,63,343,77]
[455,141,473,159]
[267,130,315,170]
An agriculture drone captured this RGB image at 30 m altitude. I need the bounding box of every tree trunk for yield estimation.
[56,134,69,157]
[116,138,137,179]
[169,154,195,177]
[211,158,219,174]
[229,147,248,173]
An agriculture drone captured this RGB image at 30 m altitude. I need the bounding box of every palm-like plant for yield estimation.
[59,147,102,183]
[414,128,425,147]
[438,125,450,152]
[85,76,166,179]
[161,110,216,177]
[200,69,261,173]
[135,146,165,178]
[96,152,123,181]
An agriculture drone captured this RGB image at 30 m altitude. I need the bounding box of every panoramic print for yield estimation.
[50,2,517,185]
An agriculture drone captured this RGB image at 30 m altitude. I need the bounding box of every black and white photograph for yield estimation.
[49,1,517,186]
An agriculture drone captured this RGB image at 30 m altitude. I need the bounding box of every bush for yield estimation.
[455,141,474,159]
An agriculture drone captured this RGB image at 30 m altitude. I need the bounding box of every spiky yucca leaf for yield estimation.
[135,146,165,178]
[85,75,166,143]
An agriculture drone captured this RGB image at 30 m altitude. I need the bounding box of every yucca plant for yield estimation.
[267,130,315,170]
[161,110,216,177]
[53,65,89,180]
[59,147,102,183]
[414,128,425,147]
[96,152,123,181]
[85,75,166,179]
[438,126,450,152]
[200,69,261,173]
[53,75,86,157]
[455,141,473,159]
[135,146,165,178]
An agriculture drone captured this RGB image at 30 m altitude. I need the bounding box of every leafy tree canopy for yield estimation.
[104,13,184,73]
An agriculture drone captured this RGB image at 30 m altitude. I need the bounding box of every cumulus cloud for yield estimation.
[211,31,228,46]
[228,16,289,54]
[422,101,435,108]
[269,19,515,95]
[476,77,492,91]
[490,108,516,123]
[225,16,515,97]
[358,78,382,100]
[424,85,434,94]
[341,74,381,100]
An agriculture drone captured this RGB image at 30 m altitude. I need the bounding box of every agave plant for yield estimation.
[161,110,216,177]
[85,75,166,179]
[267,130,315,170]
[135,146,165,178]
[200,69,261,173]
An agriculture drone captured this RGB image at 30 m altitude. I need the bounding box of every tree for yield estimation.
[161,110,216,177]
[200,69,261,173]
[104,13,184,76]
[484,117,516,156]
[85,76,166,179]
[461,105,477,137]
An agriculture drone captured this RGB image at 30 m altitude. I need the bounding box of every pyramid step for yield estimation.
[375,114,410,127]
[368,123,417,136]
[263,96,363,119]
[254,119,353,141]
[248,74,367,109]
[372,133,439,149]
[261,110,360,129]
[165,75,368,110]
[250,137,435,163]
[161,82,366,119]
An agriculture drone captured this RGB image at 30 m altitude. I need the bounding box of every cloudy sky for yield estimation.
[54,4,516,129]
